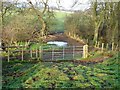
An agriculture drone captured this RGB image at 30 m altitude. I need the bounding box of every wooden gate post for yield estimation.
[83,45,88,58]
[83,45,86,58]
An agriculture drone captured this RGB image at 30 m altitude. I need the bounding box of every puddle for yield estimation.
[47,41,68,47]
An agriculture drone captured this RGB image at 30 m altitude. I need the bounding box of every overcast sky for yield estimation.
[5,0,90,10]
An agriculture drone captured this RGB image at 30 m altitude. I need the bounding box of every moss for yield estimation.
[75,82,91,88]
[58,75,69,81]
[95,73,107,77]
[73,75,85,82]
[90,79,101,87]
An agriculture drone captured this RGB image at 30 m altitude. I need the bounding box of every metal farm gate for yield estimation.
[42,46,83,61]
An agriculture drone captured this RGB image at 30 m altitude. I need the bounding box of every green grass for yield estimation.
[55,11,68,19]
[2,52,119,89]
[50,11,71,33]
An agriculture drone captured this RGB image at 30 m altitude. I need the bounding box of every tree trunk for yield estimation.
[93,1,104,44]
[27,0,46,38]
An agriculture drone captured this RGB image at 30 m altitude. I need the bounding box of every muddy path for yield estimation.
[43,33,85,46]
[43,56,110,66]
[43,33,95,52]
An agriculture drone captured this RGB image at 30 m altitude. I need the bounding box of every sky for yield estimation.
[4,0,90,10]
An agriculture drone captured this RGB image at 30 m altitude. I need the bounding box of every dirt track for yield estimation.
[43,33,85,46]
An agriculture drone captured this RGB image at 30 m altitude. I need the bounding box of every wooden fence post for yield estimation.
[97,42,100,48]
[52,47,54,60]
[73,46,75,59]
[21,46,24,61]
[112,42,114,51]
[101,43,104,52]
[39,46,42,59]
[63,47,65,59]
[7,46,10,62]
[115,44,118,51]
[106,43,109,50]
[30,49,33,58]
[83,45,85,58]
[86,45,88,58]
[36,48,38,58]
[83,45,88,58]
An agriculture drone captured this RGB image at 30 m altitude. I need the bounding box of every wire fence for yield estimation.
[0,41,118,62]
[0,45,84,62]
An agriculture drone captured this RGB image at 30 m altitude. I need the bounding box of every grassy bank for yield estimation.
[2,52,119,89]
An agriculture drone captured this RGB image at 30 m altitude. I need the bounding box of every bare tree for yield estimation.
[27,0,50,39]
[1,0,19,47]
